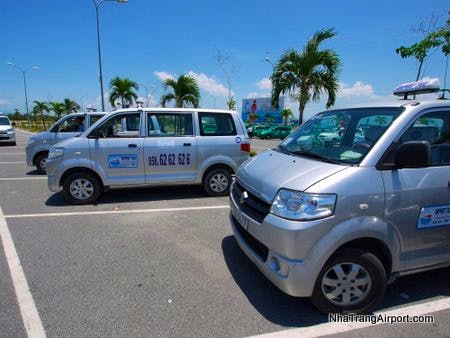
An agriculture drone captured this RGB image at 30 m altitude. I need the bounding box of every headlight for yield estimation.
[48,147,64,159]
[7,128,14,134]
[27,138,37,145]
[271,189,336,221]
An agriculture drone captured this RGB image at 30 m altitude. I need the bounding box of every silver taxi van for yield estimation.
[25,111,107,173]
[0,115,16,145]
[230,79,450,314]
[46,108,250,203]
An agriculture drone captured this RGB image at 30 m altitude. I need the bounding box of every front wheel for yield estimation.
[62,172,102,204]
[311,248,386,314]
[35,153,48,174]
[203,168,232,196]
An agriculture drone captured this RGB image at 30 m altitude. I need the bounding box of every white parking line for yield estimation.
[4,205,230,218]
[0,162,26,164]
[0,177,47,181]
[0,206,46,337]
[251,297,450,338]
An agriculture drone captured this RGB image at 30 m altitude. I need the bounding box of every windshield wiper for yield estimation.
[290,150,343,165]
[276,144,292,154]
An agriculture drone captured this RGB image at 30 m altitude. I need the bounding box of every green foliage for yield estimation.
[49,102,65,119]
[109,77,139,108]
[227,96,237,110]
[32,100,49,129]
[280,108,294,125]
[271,28,341,125]
[62,98,80,115]
[160,74,200,108]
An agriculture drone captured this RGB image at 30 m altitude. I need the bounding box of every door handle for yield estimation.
[183,143,191,147]
[128,144,137,148]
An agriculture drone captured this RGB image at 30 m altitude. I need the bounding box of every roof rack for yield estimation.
[393,78,441,100]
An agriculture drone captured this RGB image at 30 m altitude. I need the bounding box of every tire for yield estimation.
[35,153,48,174]
[62,172,102,205]
[311,248,386,314]
[203,168,232,197]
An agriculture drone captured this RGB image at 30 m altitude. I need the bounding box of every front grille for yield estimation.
[232,181,271,223]
[232,215,269,262]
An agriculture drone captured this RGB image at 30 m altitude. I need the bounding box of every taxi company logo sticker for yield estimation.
[235,136,241,144]
[108,154,138,168]
[417,205,450,229]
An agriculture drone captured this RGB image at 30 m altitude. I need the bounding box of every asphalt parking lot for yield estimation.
[0,130,449,337]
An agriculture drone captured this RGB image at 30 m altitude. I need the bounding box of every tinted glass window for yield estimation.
[97,113,140,138]
[89,115,103,126]
[199,112,236,136]
[58,115,85,133]
[400,110,450,166]
[147,113,193,137]
[0,117,10,125]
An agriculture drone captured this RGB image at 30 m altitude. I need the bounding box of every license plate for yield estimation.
[231,203,249,230]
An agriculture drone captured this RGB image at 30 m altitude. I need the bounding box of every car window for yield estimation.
[147,113,193,137]
[199,112,236,136]
[97,113,141,138]
[0,117,10,125]
[89,115,103,126]
[400,110,450,166]
[57,115,85,133]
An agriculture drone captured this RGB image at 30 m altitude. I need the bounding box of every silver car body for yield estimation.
[25,112,107,167]
[230,99,450,297]
[46,108,249,191]
[0,115,16,143]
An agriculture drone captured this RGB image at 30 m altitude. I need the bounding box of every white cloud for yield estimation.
[0,99,12,106]
[257,77,272,90]
[339,81,375,98]
[246,92,259,99]
[187,71,231,97]
[154,71,175,82]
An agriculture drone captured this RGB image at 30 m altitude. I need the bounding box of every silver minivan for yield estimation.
[230,83,450,314]
[26,112,107,173]
[46,108,250,204]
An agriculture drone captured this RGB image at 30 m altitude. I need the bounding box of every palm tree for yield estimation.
[160,74,200,108]
[109,77,139,108]
[280,108,294,125]
[49,102,65,119]
[62,98,80,115]
[32,100,49,129]
[271,28,341,125]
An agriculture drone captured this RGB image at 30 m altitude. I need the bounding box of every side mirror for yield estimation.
[11,122,16,126]
[51,125,59,133]
[395,141,431,168]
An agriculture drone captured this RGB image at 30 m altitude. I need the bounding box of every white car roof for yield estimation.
[112,108,237,114]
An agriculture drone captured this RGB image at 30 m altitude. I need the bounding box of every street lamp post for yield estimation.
[138,83,148,107]
[264,56,275,72]
[92,0,128,111]
[7,62,39,122]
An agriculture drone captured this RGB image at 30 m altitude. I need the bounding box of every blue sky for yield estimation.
[0,0,448,119]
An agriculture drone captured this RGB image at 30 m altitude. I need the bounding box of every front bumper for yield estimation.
[46,158,63,192]
[229,193,316,297]
[0,132,15,143]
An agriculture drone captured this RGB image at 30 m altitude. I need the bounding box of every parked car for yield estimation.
[25,112,107,173]
[46,108,250,204]
[0,115,16,145]
[258,125,292,139]
[229,78,450,314]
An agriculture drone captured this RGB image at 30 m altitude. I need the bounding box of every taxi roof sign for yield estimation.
[393,78,441,98]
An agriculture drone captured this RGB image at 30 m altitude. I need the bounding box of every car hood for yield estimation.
[51,135,86,148]
[0,125,12,131]
[236,149,348,203]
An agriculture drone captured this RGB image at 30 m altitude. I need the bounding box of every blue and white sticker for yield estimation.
[108,154,138,168]
[235,136,241,144]
[417,205,450,229]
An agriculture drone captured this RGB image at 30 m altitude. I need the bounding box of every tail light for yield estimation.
[240,143,250,152]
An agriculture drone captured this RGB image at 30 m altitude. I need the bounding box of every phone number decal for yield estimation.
[148,153,191,166]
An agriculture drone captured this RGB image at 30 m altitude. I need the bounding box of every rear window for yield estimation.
[199,112,236,136]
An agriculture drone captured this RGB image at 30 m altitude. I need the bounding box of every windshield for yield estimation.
[0,117,11,125]
[278,108,402,165]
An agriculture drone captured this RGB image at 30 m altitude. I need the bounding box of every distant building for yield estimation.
[241,96,286,124]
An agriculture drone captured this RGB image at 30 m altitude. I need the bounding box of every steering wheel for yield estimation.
[352,143,371,153]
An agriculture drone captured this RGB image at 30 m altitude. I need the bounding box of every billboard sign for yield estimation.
[241,96,286,124]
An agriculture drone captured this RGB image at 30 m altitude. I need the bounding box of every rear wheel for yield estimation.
[203,168,232,196]
[62,172,101,204]
[311,248,386,314]
[35,153,48,174]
